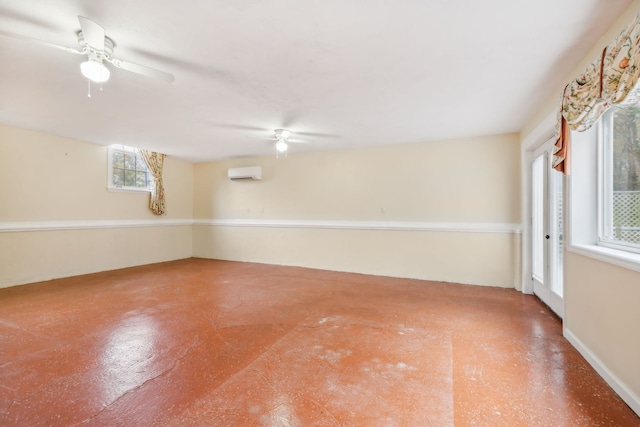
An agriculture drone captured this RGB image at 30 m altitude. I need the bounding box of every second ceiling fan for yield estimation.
[272,129,313,157]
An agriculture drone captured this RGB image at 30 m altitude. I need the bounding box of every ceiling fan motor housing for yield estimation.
[78,32,114,61]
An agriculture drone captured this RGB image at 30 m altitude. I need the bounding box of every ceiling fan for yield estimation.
[0,16,174,86]
[271,129,309,157]
[209,123,339,156]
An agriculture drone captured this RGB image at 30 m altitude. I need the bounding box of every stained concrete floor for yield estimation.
[0,258,638,426]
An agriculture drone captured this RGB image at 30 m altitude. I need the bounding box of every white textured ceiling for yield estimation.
[0,1,633,162]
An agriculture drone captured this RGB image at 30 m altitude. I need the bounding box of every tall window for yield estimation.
[600,106,640,254]
[107,144,152,191]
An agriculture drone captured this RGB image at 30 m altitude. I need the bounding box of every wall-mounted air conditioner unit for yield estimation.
[228,166,262,180]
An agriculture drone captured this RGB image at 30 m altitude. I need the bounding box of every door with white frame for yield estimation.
[531,138,564,318]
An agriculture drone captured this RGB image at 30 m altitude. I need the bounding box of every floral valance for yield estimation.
[554,13,640,174]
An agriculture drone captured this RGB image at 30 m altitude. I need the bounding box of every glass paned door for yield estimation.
[531,139,564,318]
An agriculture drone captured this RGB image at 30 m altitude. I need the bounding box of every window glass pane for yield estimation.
[136,156,147,170]
[124,169,136,187]
[532,155,545,282]
[136,171,147,187]
[124,153,136,170]
[113,151,125,168]
[113,168,124,187]
[611,106,640,245]
[550,168,563,297]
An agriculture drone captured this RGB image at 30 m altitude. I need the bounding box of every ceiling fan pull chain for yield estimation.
[87,79,91,98]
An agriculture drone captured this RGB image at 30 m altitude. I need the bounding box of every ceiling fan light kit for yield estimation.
[274,128,292,157]
[275,140,288,153]
[80,59,110,82]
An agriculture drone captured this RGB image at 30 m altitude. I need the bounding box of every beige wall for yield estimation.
[0,226,192,287]
[0,125,193,221]
[195,134,520,223]
[521,0,640,412]
[564,253,640,397]
[193,226,520,287]
[194,134,521,287]
[0,125,194,287]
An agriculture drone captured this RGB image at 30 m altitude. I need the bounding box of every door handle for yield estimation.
[545,235,550,239]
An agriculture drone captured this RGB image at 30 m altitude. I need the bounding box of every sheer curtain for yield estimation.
[554,13,640,174]
[139,150,166,215]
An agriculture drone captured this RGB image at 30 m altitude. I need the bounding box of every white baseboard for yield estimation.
[564,327,640,416]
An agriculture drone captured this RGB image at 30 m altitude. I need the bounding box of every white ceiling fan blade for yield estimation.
[0,30,82,54]
[296,131,340,138]
[267,137,309,144]
[108,57,175,83]
[78,16,105,51]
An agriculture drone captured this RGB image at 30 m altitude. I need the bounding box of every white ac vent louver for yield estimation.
[228,166,262,180]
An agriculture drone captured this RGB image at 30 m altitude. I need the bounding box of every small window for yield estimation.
[599,106,640,254]
[107,145,152,191]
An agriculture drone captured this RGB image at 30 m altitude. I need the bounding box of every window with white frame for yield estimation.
[107,144,152,191]
[599,106,640,254]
